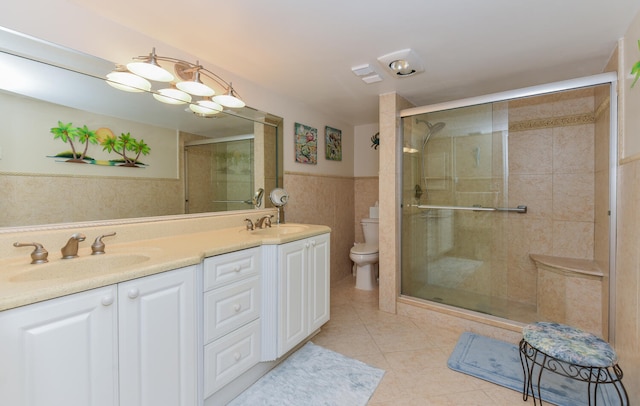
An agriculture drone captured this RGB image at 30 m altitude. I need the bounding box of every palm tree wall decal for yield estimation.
[50,121,98,163]
[101,132,151,167]
[50,122,151,167]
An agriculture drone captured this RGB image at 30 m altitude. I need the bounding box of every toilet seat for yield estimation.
[350,243,378,255]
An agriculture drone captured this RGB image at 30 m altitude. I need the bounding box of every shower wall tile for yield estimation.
[552,220,594,259]
[552,173,594,222]
[508,88,594,121]
[565,276,602,335]
[508,174,552,219]
[507,259,537,306]
[553,124,595,173]
[549,95,594,117]
[508,129,553,174]
[537,269,566,321]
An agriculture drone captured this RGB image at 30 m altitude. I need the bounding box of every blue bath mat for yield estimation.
[448,332,622,406]
[228,342,385,405]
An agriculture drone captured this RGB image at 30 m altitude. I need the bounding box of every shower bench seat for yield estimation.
[518,321,628,406]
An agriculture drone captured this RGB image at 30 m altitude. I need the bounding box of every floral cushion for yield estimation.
[523,322,617,368]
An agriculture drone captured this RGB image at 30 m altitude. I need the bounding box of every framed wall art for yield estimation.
[325,126,342,161]
[294,122,317,164]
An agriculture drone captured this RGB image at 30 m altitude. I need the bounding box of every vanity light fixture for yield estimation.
[153,85,192,105]
[107,47,245,111]
[106,70,151,92]
[189,98,224,115]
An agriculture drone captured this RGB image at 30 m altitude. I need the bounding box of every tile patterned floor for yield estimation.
[312,276,532,405]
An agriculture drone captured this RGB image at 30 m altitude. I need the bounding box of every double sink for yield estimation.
[3,223,311,284]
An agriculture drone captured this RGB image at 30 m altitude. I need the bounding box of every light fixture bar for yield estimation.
[107,48,246,115]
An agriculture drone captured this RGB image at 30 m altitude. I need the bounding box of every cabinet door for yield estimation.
[0,286,118,406]
[308,233,330,332]
[118,266,197,406]
[278,239,308,356]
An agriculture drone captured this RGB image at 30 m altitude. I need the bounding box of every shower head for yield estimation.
[416,119,446,148]
[426,121,446,135]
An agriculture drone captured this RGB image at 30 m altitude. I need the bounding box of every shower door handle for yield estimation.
[494,205,527,213]
[411,204,527,213]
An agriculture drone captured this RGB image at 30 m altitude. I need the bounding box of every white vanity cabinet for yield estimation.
[274,233,330,357]
[201,247,262,399]
[0,265,197,406]
[0,285,118,406]
[118,266,197,406]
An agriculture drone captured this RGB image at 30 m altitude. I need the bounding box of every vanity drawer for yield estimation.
[203,247,261,290]
[204,276,261,343]
[203,319,261,397]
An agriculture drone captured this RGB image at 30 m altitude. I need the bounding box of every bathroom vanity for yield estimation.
[0,216,330,406]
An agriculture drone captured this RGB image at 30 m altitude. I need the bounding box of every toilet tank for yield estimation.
[361,218,379,244]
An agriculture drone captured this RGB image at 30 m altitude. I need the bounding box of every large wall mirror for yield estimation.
[0,27,283,230]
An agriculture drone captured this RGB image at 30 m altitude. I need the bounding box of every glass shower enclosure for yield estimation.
[400,74,616,327]
[185,135,255,213]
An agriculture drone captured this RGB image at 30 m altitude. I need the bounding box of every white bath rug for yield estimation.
[228,342,385,406]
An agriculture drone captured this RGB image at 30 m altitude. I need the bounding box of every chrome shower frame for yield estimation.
[399,72,619,342]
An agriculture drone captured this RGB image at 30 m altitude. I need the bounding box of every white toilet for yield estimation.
[349,218,379,290]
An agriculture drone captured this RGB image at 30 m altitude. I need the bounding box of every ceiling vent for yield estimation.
[351,64,383,84]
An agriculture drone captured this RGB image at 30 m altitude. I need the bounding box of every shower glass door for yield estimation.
[400,81,613,330]
[401,101,520,317]
[185,137,255,213]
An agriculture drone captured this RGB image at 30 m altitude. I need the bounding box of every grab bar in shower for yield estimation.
[212,199,253,205]
[411,204,527,213]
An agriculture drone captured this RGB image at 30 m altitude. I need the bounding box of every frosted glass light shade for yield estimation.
[106,71,151,92]
[153,88,192,104]
[189,99,223,115]
[177,80,215,97]
[213,93,245,108]
[127,61,174,82]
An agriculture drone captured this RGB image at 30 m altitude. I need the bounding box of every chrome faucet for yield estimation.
[61,233,86,259]
[255,214,273,229]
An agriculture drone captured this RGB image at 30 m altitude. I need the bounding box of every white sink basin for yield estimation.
[9,253,152,282]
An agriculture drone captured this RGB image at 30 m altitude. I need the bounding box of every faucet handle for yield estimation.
[13,242,49,264]
[244,218,254,231]
[91,232,117,255]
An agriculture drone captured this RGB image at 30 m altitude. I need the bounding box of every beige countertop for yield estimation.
[0,223,330,312]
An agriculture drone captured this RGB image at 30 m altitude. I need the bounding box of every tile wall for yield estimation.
[283,172,355,284]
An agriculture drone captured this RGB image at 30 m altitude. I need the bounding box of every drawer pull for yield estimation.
[101,295,114,306]
[234,352,242,361]
[233,304,242,312]
[233,265,241,273]
[128,288,140,299]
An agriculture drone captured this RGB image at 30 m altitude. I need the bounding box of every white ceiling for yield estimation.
[74,0,640,126]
